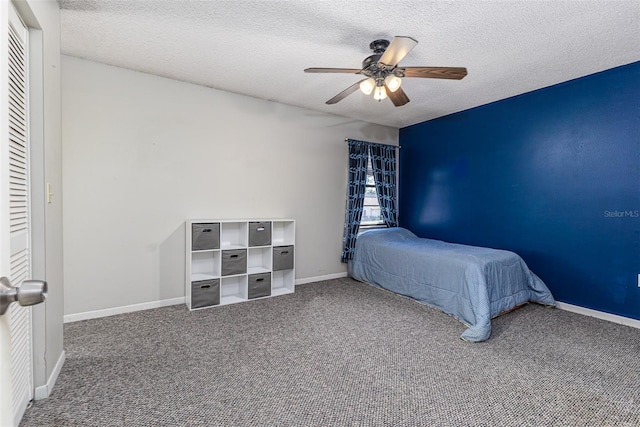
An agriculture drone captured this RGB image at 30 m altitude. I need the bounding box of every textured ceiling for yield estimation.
[58,0,640,128]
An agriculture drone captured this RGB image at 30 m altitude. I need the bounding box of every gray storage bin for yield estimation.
[192,223,220,251]
[272,245,294,271]
[221,249,247,276]
[248,273,271,299]
[191,279,220,308]
[248,221,271,247]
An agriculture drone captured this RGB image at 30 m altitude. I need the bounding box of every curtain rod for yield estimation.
[345,138,401,149]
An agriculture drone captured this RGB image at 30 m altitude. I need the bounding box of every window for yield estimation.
[361,158,384,227]
[342,139,398,262]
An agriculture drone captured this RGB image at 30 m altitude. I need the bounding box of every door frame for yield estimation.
[17,1,48,398]
[11,0,66,405]
[0,1,47,424]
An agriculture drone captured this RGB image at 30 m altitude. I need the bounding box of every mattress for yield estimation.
[348,227,556,342]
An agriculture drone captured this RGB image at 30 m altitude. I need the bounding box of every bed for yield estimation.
[348,227,555,342]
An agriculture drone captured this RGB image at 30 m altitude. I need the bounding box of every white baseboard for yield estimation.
[63,273,349,323]
[62,274,350,323]
[295,272,348,286]
[34,350,65,400]
[64,297,186,323]
[556,302,640,329]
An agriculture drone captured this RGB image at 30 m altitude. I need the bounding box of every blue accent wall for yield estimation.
[399,62,640,320]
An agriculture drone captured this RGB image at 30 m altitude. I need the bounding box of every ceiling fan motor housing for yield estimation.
[362,40,404,82]
[362,54,383,70]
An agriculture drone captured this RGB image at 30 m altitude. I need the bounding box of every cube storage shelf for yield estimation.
[186,219,295,310]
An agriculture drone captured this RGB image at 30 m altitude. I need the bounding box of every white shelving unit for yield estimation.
[185,219,295,310]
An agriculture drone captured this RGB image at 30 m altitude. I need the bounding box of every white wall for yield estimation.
[62,56,398,316]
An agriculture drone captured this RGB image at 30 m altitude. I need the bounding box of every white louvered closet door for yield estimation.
[0,3,33,426]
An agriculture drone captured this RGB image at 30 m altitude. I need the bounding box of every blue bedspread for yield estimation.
[348,228,555,342]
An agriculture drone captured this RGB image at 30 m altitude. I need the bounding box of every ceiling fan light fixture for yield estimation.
[373,85,387,101]
[384,75,402,92]
[359,78,375,95]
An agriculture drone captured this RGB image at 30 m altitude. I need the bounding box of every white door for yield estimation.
[0,3,34,426]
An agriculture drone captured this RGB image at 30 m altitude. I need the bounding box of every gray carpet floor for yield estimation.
[20,278,640,426]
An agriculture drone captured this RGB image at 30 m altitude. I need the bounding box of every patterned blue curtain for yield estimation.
[341,140,369,263]
[370,143,399,227]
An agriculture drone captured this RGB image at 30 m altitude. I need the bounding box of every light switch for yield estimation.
[46,183,53,204]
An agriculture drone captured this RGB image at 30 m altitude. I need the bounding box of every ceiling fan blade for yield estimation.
[385,84,410,107]
[378,36,418,67]
[402,67,468,80]
[304,68,362,74]
[326,79,366,104]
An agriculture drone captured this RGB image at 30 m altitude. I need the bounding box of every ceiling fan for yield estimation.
[304,36,467,107]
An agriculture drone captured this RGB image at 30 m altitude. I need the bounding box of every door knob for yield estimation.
[0,276,47,316]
